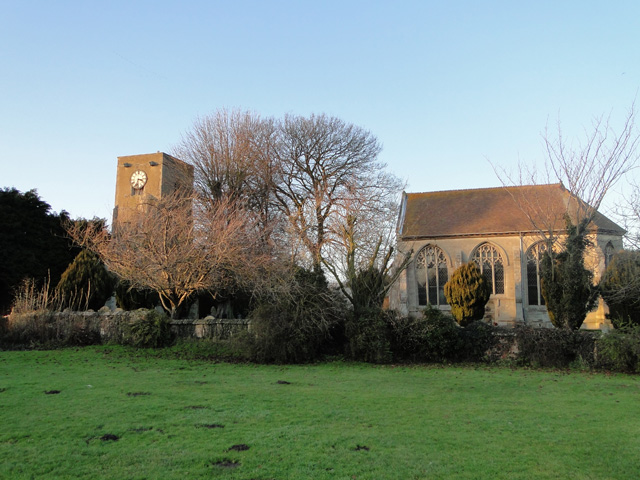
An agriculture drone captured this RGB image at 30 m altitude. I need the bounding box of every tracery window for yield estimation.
[472,243,504,295]
[526,242,547,306]
[415,245,449,306]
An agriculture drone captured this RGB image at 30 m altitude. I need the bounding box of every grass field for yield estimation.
[0,346,639,479]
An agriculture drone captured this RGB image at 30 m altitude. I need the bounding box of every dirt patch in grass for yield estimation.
[44,390,61,395]
[127,392,151,397]
[100,434,119,441]
[211,459,240,468]
[196,423,224,429]
[354,445,370,451]
[227,444,250,452]
[184,405,207,410]
[276,380,291,385]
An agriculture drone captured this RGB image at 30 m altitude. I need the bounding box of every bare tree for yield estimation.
[494,102,640,239]
[613,178,640,248]
[172,109,281,242]
[321,180,410,313]
[68,193,270,318]
[546,103,640,234]
[272,113,397,273]
[172,111,407,305]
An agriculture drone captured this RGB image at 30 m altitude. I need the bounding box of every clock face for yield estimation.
[130,170,147,189]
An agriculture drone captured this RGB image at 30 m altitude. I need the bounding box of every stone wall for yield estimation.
[170,316,250,340]
[1,310,250,345]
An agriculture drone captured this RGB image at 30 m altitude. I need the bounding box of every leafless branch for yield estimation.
[68,193,273,317]
[492,102,640,240]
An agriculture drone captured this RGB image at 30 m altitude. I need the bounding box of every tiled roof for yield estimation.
[400,184,625,239]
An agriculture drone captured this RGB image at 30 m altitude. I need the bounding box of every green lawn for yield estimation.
[0,347,638,479]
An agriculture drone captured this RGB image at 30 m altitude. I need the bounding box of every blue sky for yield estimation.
[2,1,639,222]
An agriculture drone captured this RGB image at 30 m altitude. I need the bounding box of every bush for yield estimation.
[459,320,498,362]
[444,262,490,326]
[596,327,640,373]
[514,325,596,368]
[239,268,345,363]
[344,307,392,363]
[600,250,640,329]
[241,303,328,363]
[125,309,174,348]
[388,313,432,362]
[390,306,464,363]
[420,308,465,362]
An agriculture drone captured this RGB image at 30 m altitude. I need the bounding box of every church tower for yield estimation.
[112,152,194,226]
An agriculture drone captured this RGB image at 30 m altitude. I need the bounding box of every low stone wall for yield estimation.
[2,310,250,345]
[170,317,250,340]
[3,309,145,345]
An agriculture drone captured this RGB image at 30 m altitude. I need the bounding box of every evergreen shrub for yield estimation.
[514,325,596,368]
[125,309,174,348]
[459,320,498,362]
[596,327,640,373]
[388,312,431,362]
[56,249,115,311]
[345,307,392,363]
[239,302,320,363]
[444,262,490,326]
[599,250,640,329]
[540,220,598,330]
[390,306,463,363]
[239,268,345,363]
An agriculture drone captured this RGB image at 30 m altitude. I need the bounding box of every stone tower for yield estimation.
[112,152,194,226]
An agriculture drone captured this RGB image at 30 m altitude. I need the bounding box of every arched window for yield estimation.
[526,242,547,306]
[605,242,614,269]
[415,245,449,306]
[472,243,504,295]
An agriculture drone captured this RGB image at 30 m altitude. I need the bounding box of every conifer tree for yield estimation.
[540,219,598,330]
[56,249,115,311]
[0,188,78,313]
[599,250,640,329]
[444,262,491,327]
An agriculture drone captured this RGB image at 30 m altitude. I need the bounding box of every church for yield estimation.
[388,184,625,330]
